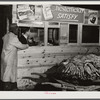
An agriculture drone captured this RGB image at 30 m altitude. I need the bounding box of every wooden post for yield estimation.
[7,18,9,33]
[44,22,48,46]
[78,23,83,45]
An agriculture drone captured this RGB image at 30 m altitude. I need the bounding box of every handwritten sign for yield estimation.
[42,5,85,23]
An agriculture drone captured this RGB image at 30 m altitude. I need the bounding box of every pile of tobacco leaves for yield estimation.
[45,54,100,86]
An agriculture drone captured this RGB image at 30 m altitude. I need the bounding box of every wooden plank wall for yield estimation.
[17,46,100,89]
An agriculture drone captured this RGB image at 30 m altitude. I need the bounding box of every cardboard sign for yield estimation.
[43,5,53,20]
[17,5,35,20]
[88,10,98,25]
[42,5,85,23]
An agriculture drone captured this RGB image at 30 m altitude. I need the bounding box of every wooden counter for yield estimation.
[17,45,100,90]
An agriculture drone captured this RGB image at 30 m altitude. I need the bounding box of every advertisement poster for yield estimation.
[16,4,42,23]
[88,10,98,24]
[43,5,53,20]
[13,5,85,24]
[35,5,42,21]
[42,5,85,23]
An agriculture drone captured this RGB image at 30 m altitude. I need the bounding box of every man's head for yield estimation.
[21,27,30,36]
[9,23,18,35]
[21,27,37,38]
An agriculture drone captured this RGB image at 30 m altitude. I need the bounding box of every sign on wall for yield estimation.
[13,4,42,24]
[88,10,98,25]
[42,5,85,23]
[13,4,99,25]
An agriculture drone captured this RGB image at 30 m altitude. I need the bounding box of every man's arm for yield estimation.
[9,37,29,50]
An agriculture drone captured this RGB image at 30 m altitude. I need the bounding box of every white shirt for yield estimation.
[22,33,28,39]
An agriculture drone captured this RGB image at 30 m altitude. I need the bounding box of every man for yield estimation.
[1,24,29,90]
[18,27,30,44]
[19,27,39,46]
[28,27,38,46]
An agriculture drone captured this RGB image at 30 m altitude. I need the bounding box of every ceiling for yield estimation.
[62,5,100,10]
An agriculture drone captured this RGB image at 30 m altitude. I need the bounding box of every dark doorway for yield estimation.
[69,24,78,43]
[0,5,12,90]
[0,5,12,55]
[82,25,99,43]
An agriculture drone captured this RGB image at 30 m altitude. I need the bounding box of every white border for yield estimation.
[1,1,100,99]
[1,91,100,99]
[1,1,100,5]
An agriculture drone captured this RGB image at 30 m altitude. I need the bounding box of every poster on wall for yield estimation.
[42,5,53,20]
[17,4,35,21]
[35,5,42,21]
[42,5,85,23]
[13,4,42,24]
[13,5,85,24]
[88,10,98,25]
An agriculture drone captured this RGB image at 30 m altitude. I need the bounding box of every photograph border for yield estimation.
[0,0,100,99]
